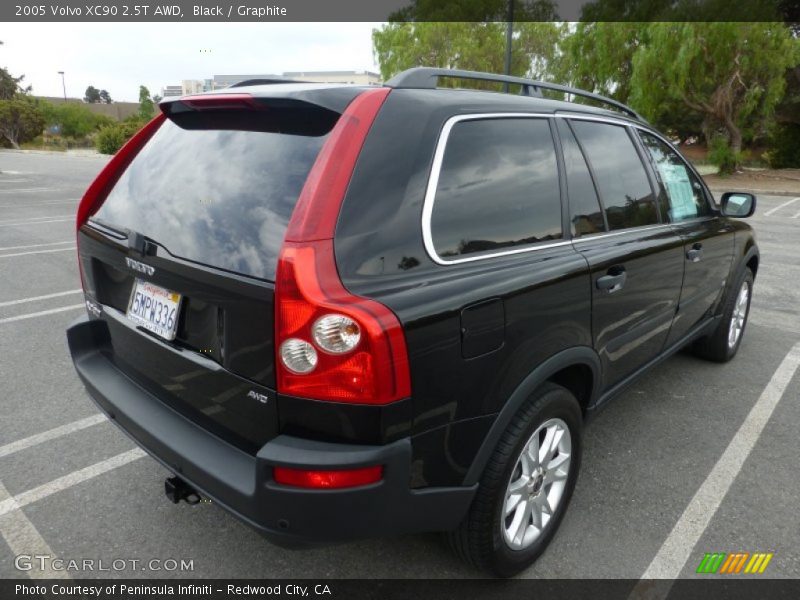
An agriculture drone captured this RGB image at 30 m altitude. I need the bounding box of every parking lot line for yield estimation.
[0,414,106,459]
[0,218,73,228]
[0,481,71,579]
[0,215,72,225]
[0,241,74,252]
[0,188,56,194]
[0,290,81,308]
[764,196,800,216]
[0,449,146,518]
[0,305,83,325]
[0,200,77,208]
[0,247,75,259]
[639,341,800,581]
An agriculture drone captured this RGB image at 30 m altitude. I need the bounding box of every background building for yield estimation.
[161,70,381,97]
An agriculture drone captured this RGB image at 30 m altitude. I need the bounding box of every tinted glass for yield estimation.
[571,121,658,230]
[430,118,561,258]
[93,117,327,280]
[639,132,711,222]
[557,120,605,236]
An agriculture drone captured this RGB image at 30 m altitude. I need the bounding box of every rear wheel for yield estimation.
[693,268,753,362]
[448,383,582,577]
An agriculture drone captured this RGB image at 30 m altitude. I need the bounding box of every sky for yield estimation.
[1,23,382,102]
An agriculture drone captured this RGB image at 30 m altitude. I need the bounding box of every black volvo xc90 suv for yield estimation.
[67,68,759,576]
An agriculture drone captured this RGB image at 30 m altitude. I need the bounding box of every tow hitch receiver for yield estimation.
[165,476,201,505]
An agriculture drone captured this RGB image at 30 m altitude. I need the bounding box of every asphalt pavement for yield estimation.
[0,150,798,580]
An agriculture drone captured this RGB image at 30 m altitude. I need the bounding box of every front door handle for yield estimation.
[596,267,627,294]
[686,242,703,262]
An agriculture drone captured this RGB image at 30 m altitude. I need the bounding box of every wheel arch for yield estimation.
[462,346,601,486]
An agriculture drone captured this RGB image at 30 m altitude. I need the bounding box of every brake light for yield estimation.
[275,87,411,405]
[177,93,261,111]
[273,466,383,489]
[76,113,165,232]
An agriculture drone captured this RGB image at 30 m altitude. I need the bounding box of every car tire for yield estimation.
[693,268,754,363]
[447,382,582,577]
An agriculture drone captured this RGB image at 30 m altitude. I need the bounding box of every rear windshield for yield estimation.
[92,113,330,280]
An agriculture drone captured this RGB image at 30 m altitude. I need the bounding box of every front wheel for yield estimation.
[448,383,582,577]
[693,268,753,362]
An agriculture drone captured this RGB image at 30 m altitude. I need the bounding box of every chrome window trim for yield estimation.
[572,223,672,243]
[422,113,567,266]
[421,111,697,266]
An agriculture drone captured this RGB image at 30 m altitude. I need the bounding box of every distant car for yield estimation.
[67,68,759,576]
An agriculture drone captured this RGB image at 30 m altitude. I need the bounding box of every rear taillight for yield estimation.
[273,466,383,489]
[76,113,165,290]
[274,87,411,405]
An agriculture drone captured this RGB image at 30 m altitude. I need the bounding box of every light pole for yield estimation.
[57,71,66,102]
[503,0,514,92]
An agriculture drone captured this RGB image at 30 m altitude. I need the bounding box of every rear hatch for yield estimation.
[77,88,360,453]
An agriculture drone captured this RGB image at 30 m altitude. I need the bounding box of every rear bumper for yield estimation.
[66,315,476,546]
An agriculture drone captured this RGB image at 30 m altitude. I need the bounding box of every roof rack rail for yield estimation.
[385,67,643,121]
[229,78,310,88]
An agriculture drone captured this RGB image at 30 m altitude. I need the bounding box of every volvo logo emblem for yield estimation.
[125,257,155,276]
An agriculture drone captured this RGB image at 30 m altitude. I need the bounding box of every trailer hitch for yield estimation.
[164,476,201,505]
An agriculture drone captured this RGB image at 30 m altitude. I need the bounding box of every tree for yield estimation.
[630,22,799,171]
[0,95,46,148]
[554,22,649,104]
[0,67,31,99]
[99,89,113,104]
[84,85,101,103]
[138,85,154,119]
[372,22,563,83]
[151,94,162,104]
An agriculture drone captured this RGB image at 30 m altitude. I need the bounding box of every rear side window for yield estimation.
[571,120,658,230]
[92,114,330,280]
[430,118,562,259]
[556,119,605,236]
[638,132,712,222]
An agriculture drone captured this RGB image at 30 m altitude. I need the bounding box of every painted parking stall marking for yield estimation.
[0,414,106,459]
[0,449,147,518]
[637,340,800,583]
[764,196,800,216]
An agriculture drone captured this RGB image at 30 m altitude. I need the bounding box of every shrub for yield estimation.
[43,102,114,139]
[767,122,800,168]
[95,119,146,155]
[708,136,742,176]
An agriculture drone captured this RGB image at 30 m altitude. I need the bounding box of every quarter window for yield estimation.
[571,121,659,230]
[639,132,711,222]
[430,118,562,259]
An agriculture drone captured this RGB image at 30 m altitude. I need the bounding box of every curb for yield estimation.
[707,187,799,198]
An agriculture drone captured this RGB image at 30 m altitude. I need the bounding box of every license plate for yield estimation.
[126,279,182,341]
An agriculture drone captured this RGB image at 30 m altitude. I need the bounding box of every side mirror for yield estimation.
[720,192,756,218]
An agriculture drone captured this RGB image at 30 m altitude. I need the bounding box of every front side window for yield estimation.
[430,118,562,259]
[639,132,712,222]
[571,120,659,230]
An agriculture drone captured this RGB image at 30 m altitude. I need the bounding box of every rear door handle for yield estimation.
[596,267,627,294]
[686,243,703,262]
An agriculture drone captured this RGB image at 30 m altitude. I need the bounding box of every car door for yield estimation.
[560,118,685,389]
[636,130,735,346]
